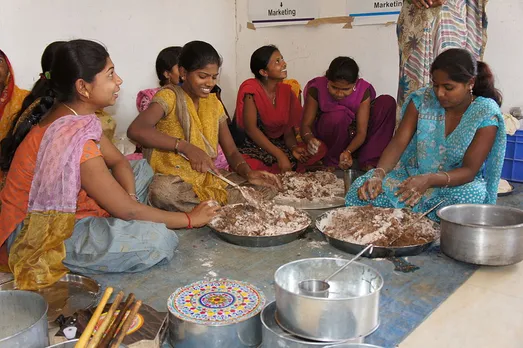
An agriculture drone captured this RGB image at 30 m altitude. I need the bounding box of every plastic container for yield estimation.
[502,130,523,183]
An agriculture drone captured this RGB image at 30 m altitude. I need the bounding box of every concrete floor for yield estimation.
[91,183,523,348]
[401,183,523,348]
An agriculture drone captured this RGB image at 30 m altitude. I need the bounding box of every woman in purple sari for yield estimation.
[301,57,396,170]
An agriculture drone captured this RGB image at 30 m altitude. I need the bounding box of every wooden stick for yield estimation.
[98,293,135,348]
[109,300,142,348]
[75,286,113,348]
[86,291,124,348]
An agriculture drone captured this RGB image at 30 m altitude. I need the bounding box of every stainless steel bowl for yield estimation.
[274,258,383,342]
[0,273,100,324]
[209,204,311,247]
[316,209,437,258]
[261,301,364,347]
[343,170,365,194]
[0,290,49,348]
[438,204,523,266]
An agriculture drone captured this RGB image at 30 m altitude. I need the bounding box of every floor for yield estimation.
[58,183,523,347]
[400,183,523,348]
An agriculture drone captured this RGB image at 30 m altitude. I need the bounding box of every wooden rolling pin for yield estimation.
[86,291,124,348]
[75,287,113,348]
[109,300,142,348]
[98,293,135,348]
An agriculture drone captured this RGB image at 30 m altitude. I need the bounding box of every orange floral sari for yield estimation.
[0,50,29,141]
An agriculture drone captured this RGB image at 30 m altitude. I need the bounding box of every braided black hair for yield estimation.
[0,39,109,171]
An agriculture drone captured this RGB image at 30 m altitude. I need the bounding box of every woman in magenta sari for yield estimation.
[301,57,396,171]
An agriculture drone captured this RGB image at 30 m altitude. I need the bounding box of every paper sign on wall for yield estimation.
[248,0,319,28]
[347,0,403,26]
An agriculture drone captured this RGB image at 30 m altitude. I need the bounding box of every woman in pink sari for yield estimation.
[136,46,182,113]
[301,57,396,171]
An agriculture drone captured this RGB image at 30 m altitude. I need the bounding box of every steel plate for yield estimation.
[0,273,100,323]
[315,209,438,258]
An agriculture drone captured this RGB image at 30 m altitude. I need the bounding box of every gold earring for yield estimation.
[84,92,90,99]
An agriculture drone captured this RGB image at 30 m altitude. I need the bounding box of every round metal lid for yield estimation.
[167,279,266,326]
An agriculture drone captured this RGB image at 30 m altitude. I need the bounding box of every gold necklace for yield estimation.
[259,80,276,105]
[265,89,276,105]
[63,103,78,116]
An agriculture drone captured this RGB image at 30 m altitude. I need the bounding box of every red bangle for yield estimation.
[184,212,192,228]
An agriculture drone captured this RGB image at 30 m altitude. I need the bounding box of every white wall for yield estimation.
[483,0,523,111]
[1,0,522,134]
[236,0,399,103]
[0,0,237,132]
[236,0,523,112]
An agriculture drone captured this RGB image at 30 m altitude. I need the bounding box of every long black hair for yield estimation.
[19,41,65,112]
[0,39,109,171]
[155,46,182,86]
[178,41,222,74]
[430,48,502,106]
[250,45,279,80]
[326,56,359,84]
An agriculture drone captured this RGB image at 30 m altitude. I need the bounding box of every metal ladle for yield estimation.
[298,244,374,298]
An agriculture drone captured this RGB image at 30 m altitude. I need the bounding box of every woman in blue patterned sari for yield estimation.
[346,49,505,221]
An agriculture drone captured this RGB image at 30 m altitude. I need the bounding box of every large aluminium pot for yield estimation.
[274,258,383,342]
[438,204,523,266]
[0,290,49,348]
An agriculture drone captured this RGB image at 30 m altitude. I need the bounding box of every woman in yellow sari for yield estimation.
[283,79,302,102]
[127,41,281,211]
[0,50,29,142]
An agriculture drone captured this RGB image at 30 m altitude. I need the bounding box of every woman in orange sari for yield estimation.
[0,40,218,289]
[0,50,29,143]
[0,50,29,189]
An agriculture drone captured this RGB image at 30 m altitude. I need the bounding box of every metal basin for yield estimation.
[437,204,523,266]
[315,209,437,258]
[0,274,100,324]
[209,204,311,247]
[0,291,49,348]
[274,258,382,342]
[261,301,364,347]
